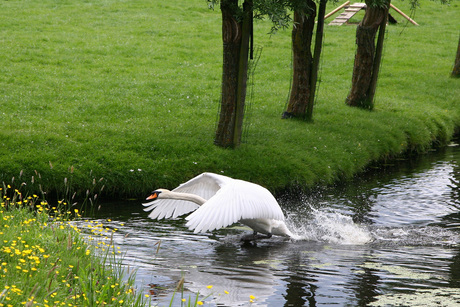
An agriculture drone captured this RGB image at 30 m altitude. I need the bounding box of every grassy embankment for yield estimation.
[0,186,148,307]
[0,0,458,199]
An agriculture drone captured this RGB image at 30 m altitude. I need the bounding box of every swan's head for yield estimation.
[146,189,170,201]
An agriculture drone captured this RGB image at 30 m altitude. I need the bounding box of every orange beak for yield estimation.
[146,192,158,200]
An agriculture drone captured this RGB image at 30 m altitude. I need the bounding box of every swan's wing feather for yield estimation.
[143,173,229,220]
[143,199,200,220]
[171,172,227,199]
[185,179,284,233]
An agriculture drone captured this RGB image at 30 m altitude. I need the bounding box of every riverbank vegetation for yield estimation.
[0,186,148,306]
[0,0,458,198]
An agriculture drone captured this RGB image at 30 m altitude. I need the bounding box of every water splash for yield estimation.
[285,206,459,247]
[287,207,373,245]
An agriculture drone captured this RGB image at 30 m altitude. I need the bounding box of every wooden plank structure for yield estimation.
[389,4,419,25]
[325,1,351,19]
[327,2,419,26]
[328,2,366,26]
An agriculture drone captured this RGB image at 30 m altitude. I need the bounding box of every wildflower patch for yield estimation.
[0,185,146,307]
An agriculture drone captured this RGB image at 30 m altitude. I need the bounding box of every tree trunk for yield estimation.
[368,5,388,102]
[282,1,316,119]
[452,35,460,78]
[215,0,252,148]
[233,0,252,146]
[306,0,327,121]
[346,1,390,110]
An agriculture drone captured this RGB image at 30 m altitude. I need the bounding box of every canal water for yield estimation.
[87,140,460,306]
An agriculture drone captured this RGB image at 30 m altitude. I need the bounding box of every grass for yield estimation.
[0,186,148,307]
[0,0,459,198]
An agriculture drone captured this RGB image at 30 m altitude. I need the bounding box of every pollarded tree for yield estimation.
[213,0,306,147]
[345,0,390,110]
[214,0,253,148]
[282,0,328,121]
[344,0,458,108]
[213,0,330,147]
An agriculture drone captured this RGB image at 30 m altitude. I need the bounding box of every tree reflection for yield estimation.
[448,142,460,288]
[348,267,380,306]
[449,247,460,288]
[284,276,316,307]
[449,142,460,209]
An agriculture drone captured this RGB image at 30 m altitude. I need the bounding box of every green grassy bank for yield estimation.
[0,187,147,306]
[0,0,459,199]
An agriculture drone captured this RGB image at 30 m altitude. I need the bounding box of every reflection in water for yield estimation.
[85,141,460,306]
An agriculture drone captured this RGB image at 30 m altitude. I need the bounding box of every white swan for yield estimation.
[143,172,298,241]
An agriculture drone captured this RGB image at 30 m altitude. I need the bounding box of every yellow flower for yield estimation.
[224,290,229,294]
[206,285,213,289]
[181,298,186,302]
[197,302,203,306]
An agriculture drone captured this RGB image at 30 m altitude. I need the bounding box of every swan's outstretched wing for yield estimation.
[143,173,229,219]
[185,179,285,233]
[143,198,200,220]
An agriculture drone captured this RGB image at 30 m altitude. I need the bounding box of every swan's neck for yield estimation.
[161,190,207,206]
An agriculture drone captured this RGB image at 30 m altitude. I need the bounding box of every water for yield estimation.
[85,141,460,306]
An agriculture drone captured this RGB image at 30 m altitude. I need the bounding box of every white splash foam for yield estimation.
[287,207,372,245]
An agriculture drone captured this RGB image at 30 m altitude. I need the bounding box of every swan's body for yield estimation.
[143,172,298,240]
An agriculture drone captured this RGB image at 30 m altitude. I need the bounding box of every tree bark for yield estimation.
[215,0,252,148]
[215,0,241,147]
[306,0,327,121]
[283,1,316,119]
[452,35,460,78]
[346,1,390,110]
[233,0,252,146]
